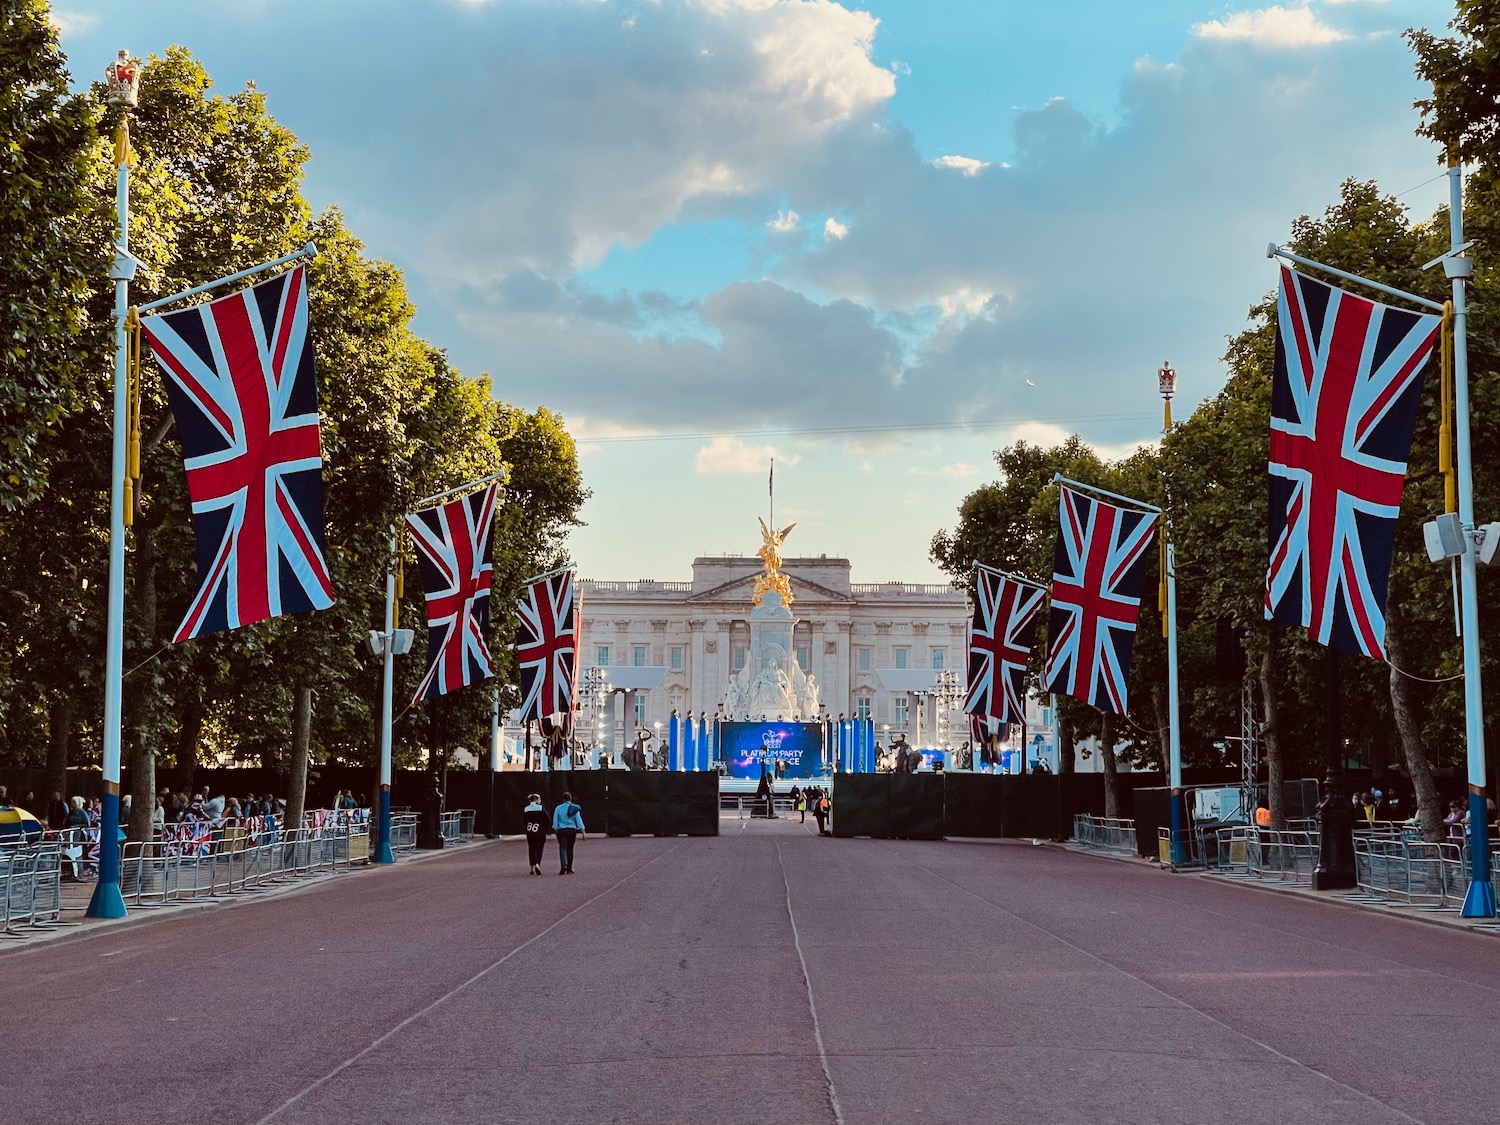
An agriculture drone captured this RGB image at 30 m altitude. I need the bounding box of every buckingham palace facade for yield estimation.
[577,556,971,741]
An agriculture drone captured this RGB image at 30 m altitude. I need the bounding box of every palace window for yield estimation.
[670,646,684,671]
[633,645,647,666]
[894,696,909,725]
[596,645,610,665]
[894,648,909,669]
[857,647,871,671]
[797,645,810,671]
[855,696,872,721]
[634,695,648,725]
[733,645,746,671]
[932,649,945,670]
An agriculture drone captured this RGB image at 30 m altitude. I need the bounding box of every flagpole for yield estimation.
[1271,225,1492,912]
[88,74,136,921]
[971,560,1047,590]
[412,468,506,512]
[373,527,397,864]
[1444,160,1495,917]
[133,243,318,315]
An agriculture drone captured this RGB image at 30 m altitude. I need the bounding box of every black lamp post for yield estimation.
[1313,648,1356,889]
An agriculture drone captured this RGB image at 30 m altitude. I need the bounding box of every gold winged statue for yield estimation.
[753,518,797,607]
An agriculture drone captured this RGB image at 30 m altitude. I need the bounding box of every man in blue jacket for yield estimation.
[552,791,586,875]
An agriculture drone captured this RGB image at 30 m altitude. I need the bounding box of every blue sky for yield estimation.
[54,0,1457,582]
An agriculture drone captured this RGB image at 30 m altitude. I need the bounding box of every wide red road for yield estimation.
[5,816,1498,1124]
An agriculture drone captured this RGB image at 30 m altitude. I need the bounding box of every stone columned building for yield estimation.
[577,556,970,748]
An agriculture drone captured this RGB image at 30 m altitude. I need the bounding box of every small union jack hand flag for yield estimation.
[965,569,1044,725]
[516,570,578,729]
[406,482,499,703]
[1265,267,1440,660]
[1043,487,1158,715]
[140,265,334,642]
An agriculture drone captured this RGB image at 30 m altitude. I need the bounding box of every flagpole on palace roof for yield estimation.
[87,53,142,920]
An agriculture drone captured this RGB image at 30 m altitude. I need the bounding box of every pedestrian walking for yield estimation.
[523,793,549,875]
[790,785,805,823]
[552,791,585,875]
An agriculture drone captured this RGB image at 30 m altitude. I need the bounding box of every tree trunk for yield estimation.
[1386,612,1444,842]
[1058,711,1075,775]
[127,734,156,844]
[44,693,75,802]
[1100,710,1120,820]
[1259,633,1286,832]
[284,684,313,838]
[176,697,205,794]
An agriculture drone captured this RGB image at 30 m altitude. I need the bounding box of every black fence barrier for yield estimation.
[830,775,892,839]
[888,774,944,839]
[941,774,1006,838]
[491,771,716,838]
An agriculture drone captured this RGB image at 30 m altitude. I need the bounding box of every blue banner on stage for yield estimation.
[721,721,826,779]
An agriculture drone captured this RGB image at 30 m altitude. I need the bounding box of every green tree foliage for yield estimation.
[0,0,110,512]
[933,177,1483,833]
[0,31,587,826]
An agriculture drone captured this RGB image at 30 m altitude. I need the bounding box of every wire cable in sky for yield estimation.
[577,410,1159,445]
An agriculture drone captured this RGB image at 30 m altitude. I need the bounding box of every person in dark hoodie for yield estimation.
[523,793,549,876]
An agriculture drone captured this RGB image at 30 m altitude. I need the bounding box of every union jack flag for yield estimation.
[406,483,498,703]
[140,266,334,642]
[516,570,577,730]
[1266,267,1440,659]
[965,569,1044,724]
[1043,487,1158,715]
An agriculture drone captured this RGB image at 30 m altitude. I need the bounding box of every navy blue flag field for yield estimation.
[1265,267,1440,660]
[965,569,1043,725]
[405,482,498,704]
[516,570,578,734]
[139,265,334,642]
[1043,487,1158,715]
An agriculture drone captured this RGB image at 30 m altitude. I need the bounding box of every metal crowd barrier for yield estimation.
[1354,836,1470,908]
[389,812,418,850]
[1,842,66,937]
[1072,815,1137,856]
[436,809,477,842]
[721,795,801,819]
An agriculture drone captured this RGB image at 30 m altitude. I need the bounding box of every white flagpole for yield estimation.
[88,100,134,920]
[374,527,398,864]
[133,242,317,315]
[1445,161,1495,917]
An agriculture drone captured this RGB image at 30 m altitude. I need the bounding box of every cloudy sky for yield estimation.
[56,0,1455,583]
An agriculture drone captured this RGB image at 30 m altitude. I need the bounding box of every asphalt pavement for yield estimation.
[4,814,1497,1124]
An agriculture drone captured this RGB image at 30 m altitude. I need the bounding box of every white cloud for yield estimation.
[769,209,801,232]
[50,10,96,34]
[823,216,849,241]
[1192,6,1349,48]
[908,463,981,480]
[937,287,995,319]
[695,435,800,474]
[932,154,990,176]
